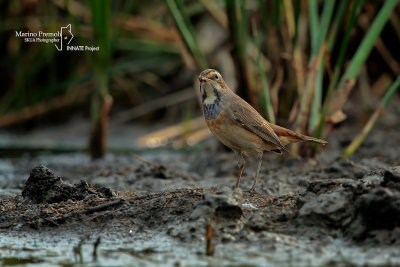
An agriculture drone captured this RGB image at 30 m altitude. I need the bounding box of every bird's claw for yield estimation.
[249,187,259,195]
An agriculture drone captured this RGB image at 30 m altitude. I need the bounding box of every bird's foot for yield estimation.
[248,187,259,195]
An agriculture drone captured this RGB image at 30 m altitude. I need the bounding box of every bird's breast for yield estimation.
[202,100,222,120]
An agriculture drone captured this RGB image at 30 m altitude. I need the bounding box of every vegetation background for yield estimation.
[0,0,399,158]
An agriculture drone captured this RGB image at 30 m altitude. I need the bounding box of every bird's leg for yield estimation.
[234,150,245,188]
[251,152,263,193]
[236,164,245,189]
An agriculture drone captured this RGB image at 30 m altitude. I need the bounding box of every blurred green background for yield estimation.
[0,0,399,158]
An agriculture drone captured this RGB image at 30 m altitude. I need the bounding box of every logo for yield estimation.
[55,24,74,51]
[15,24,100,52]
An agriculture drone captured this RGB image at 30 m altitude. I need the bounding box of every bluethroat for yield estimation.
[199,69,327,191]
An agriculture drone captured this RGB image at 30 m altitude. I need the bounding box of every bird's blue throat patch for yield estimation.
[202,88,222,120]
[203,99,222,120]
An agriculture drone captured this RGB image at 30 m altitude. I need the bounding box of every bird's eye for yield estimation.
[214,74,219,80]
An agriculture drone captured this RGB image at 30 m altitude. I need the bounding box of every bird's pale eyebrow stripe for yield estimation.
[201,69,217,77]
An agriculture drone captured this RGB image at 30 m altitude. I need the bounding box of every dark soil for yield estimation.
[21,165,115,204]
[1,99,400,266]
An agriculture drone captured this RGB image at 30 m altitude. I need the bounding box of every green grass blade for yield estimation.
[89,0,111,158]
[225,0,250,100]
[314,0,364,140]
[165,0,208,69]
[330,0,363,86]
[308,0,335,132]
[308,64,323,132]
[308,0,319,57]
[259,0,268,35]
[252,21,275,124]
[342,76,400,158]
[338,0,398,88]
[315,0,395,143]
[176,0,197,37]
[294,44,325,135]
[327,0,348,52]
[273,0,281,26]
[90,0,111,73]
[316,0,335,52]
[382,78,400,106]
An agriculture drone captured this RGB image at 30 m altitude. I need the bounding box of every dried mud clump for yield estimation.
[191,187,243,220]
[22,165,115,203]
[166,187,244,242]
[297,166,400,244]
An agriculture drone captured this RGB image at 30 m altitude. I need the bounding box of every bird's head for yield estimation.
[198,69,226,105]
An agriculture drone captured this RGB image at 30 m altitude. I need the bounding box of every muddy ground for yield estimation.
[1,100,400,266]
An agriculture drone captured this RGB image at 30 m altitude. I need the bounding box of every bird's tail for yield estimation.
[301,135,328,145]
[270,124,328,146]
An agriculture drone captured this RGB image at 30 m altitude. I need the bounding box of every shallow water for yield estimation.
[2,227,400,266]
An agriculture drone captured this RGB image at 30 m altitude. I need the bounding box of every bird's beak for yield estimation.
[199,76,207,83]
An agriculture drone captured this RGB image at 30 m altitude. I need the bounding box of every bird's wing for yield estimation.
[227,95,287,151]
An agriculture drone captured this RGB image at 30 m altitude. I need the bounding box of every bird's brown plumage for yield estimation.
[199,69,327,191]
[227,93,288,152]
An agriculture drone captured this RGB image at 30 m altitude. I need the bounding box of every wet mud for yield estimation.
[1,101,400,266]
[1,157,400,265]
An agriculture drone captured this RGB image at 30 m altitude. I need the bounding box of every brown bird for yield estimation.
[199,69,327,191]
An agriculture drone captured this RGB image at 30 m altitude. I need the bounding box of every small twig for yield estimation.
[83,199,124,215]
[93,236,101,261]
[131,153,162,170]
[48,199,125,224]
[89,95,113,158]
[128,188,203,202]
[206,215,215,256]
[131,153,168,178]
[73,234,90,264]
[0,223,13,229]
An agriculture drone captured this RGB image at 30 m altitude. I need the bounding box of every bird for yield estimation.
[199,69,327,192]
